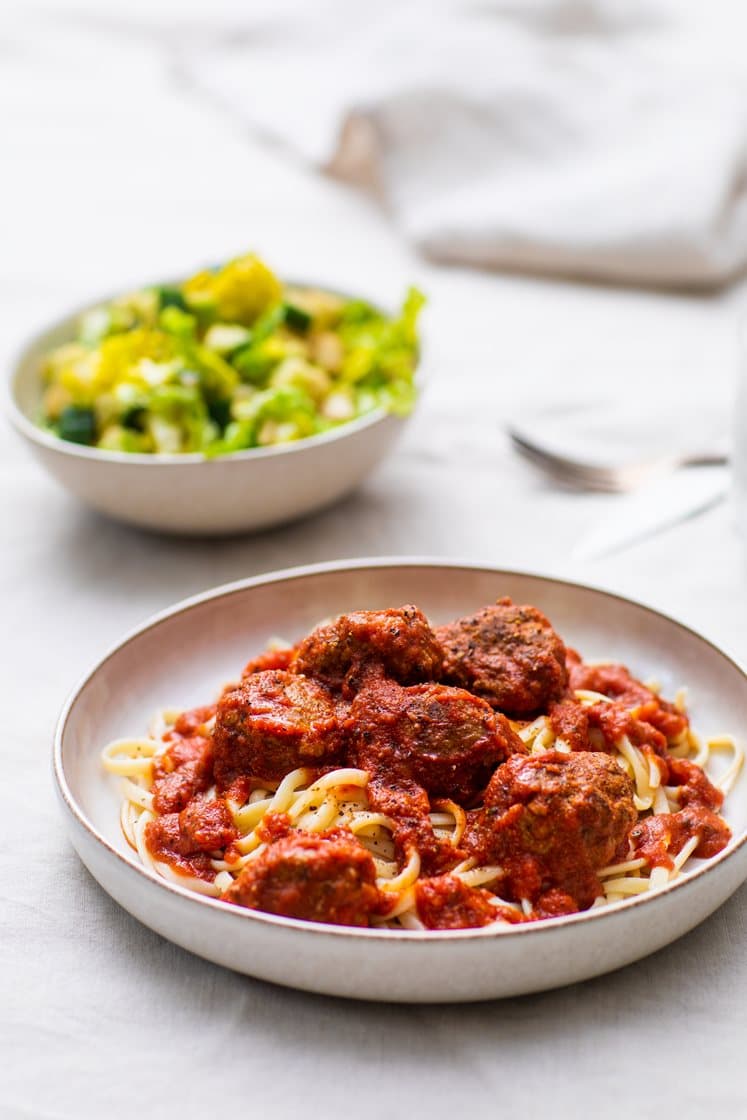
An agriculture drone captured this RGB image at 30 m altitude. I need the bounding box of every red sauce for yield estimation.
[242,647,296,677]
[145,798,238,881]
[665,757,724,811]
[178,799,238,850]
[569,659,688,751]
[171,705,216,736]
[152,735,214,815]
[587,700,668,755]
[256,811,293,843]
[549,699,590,751]
[367,775,463,875]
[630,806,730,869]
[533,888,579,919]
[414,874,519,929]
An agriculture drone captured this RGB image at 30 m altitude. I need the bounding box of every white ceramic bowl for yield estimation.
[6,290,417,536]
[54,559,747,1003]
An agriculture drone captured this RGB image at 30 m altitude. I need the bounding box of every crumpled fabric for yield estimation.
[179,0,747,288]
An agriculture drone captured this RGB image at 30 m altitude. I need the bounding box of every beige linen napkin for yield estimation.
[179,0,747,288]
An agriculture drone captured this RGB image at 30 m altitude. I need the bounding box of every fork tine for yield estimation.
[514,452,625,493]
[509,432,628,493]
[508,430,610,474]
[508,426,727,495]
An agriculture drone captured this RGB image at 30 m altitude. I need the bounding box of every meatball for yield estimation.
[177,799,239,852]
[436,597,568,717]
[213,670,345,788]
[466,751,636,908]
[222,827,384,926]
[291,605,444,695]
[350,676,525,804]
[145,798,238,882]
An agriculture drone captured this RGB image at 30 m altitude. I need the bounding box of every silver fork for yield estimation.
[508,427,729,494]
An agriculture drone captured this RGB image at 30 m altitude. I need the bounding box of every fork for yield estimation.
[508,427,729,494]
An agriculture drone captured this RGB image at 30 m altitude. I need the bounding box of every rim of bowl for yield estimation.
[6,276,420,466]
[53,556,747,944]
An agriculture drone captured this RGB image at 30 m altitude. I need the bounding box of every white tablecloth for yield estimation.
[3,4,747,1117]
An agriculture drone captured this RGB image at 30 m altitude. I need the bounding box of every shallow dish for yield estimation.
[7,289,417,536]
[54,560,747,1002]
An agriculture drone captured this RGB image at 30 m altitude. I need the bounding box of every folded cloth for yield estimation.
[178,0,747,288]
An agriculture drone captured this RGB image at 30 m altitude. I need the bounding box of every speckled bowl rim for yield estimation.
[6,276,417,466]
[53,557,747,945]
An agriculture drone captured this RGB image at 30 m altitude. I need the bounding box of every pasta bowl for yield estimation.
[53,560,747,1002]
[6,287,419,537]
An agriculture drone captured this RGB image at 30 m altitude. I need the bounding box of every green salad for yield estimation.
[39,253,424,456]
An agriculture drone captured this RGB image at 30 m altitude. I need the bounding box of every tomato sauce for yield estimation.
[549,699,590,751]
[171,705,216,736]
[630,806,730,869]
[533,888,579,919]
[242,647,295,677]
[152,735,215,815]
[367,775,464,875]
[415,874,518,930]
[145,799,238,882]
[665,757,724,811]
[569,659,688,752]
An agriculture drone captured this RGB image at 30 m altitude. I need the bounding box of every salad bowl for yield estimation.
[7,266,422,536]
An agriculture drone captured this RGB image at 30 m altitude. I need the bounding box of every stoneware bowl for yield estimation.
[54,560,747,1003]
[6,290,418,536]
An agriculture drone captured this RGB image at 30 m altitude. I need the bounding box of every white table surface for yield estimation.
[3,4,747,1117]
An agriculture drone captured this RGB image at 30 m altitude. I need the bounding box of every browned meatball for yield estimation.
[222,827,384,926]
[349,675,525,804]
[145,798,238,882]
[213,670,345,788]
[436,597,568,717]
[291,605,443,695]
[466,750,636,909]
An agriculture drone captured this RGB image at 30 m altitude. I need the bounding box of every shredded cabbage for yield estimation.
[39,253,424,456]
